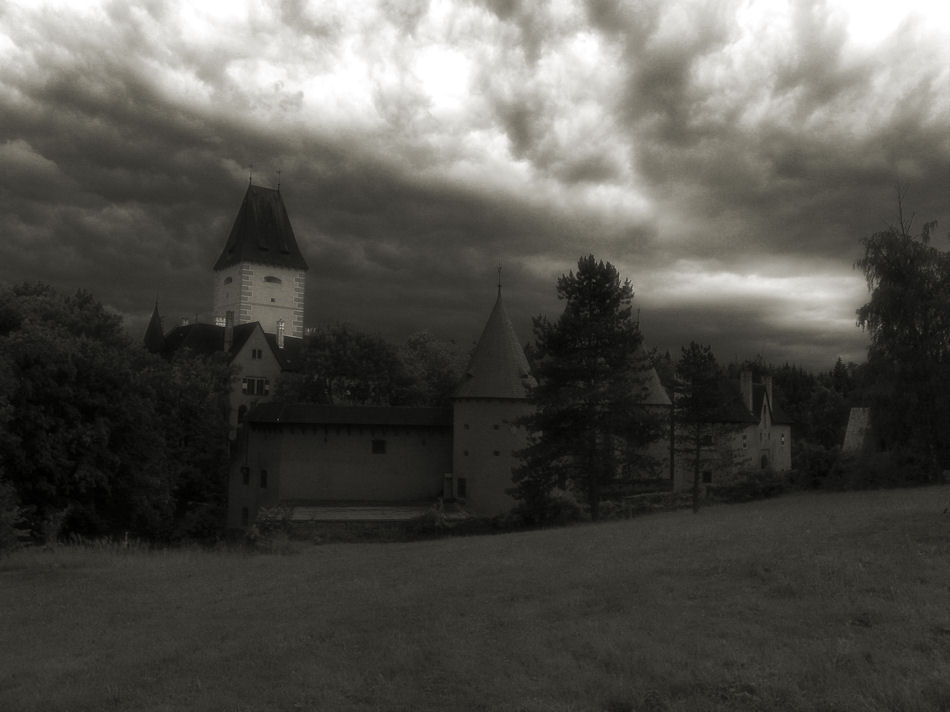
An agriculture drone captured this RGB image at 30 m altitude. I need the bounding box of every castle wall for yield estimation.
[228,421,452,527]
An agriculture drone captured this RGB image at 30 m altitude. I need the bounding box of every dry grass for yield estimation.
[2,486,949,711]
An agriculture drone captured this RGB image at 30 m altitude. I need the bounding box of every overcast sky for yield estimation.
[1,0,948,371]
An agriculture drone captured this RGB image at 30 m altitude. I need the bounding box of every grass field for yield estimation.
[2,486,950,712]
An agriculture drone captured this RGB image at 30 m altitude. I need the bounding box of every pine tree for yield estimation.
[513,256,661,521]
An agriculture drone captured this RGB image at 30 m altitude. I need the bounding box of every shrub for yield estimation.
[0,478,20,553]
[828,450,941,490]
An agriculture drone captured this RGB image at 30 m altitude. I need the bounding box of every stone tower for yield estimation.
[212,184,308,338]
[452,287,535,516]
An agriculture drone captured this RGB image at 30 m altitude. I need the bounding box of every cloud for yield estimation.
[0,0,947,371]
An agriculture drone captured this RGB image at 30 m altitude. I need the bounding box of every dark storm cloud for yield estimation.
[1,0,946,370]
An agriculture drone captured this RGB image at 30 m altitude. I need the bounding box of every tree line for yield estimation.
[1,207,944,545]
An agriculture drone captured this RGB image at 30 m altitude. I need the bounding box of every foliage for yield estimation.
[856,215,950,472]
[397,331,465,406]
[513,256,663,521]
[0,283,231,542]
[277,324,408,405]
[277,326,462,407]
[0,477,20,552]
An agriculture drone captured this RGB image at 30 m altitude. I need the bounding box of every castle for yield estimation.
[147,184,791,529]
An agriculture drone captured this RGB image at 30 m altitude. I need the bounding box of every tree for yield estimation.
[0,283,232,541]
[277,325,410,406]
[513,256,662,521]
[397,331,465,407]
[856,209,949,471]
[674,342,729,512]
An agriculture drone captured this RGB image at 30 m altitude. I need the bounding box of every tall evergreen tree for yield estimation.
[514,256,661,521]
[674,342,728,512]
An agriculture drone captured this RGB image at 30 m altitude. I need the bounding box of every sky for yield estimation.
[1,0,948,371]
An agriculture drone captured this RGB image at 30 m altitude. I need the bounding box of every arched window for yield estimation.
[264,275,282,284]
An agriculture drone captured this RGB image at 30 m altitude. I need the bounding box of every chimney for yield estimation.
[224,310,234,352]
[739,370,753,413]
[277,319,285,349]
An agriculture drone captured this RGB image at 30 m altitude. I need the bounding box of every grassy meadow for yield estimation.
[2,486,950,712]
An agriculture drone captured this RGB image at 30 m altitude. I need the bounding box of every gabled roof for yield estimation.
[213,185,309,272]
[160,321,303,369]
[755,384,793,425]
[248,402,452,428]
[703,378,760,425]
[454,291,535,400]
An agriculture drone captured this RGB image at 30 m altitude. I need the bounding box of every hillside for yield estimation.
[2,487,949,711]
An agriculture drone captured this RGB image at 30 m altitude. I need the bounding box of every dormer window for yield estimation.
[264,276,282,284]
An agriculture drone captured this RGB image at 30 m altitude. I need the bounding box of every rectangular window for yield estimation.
[372,439,387,454]
[241,466,250,485]
[251,348,263,360]
[260,469,268,488]
[702,471,712,484]
[456,477,467,499]
[241,377,270,396]
[241,507,249,527]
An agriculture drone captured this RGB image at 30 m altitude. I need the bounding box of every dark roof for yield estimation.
[160,321,303,368]
[248,402,452,428]
[144,302,165,354]
[454,291,535,400]
[213,185,308,272]
[704,379,759,425]
[756,384,794,425]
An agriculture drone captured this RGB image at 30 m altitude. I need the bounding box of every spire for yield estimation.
[144,300,165,354]
[455,290,535,400]
[213,184,308,272]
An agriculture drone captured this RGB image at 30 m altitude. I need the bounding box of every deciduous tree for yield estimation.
[856,209,949,471]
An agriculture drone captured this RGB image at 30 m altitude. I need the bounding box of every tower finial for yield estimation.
[276,168,281,192]
[248,164,254,185]
[497,263,502,297]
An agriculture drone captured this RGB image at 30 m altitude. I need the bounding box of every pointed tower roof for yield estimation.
[455,290,535,400]
[213,184,308,272]
[639,363,672,407]
[144,301,165,354]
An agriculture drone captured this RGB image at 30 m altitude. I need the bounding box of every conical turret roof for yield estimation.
[213,184,308,271]
[455,291,535,399]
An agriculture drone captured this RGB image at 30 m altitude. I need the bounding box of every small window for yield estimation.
[463,423,470,430]
[241,507,249,526]
[493,424,500,430]
[700,434,713,446]
[264,276,282,284]
[372,439,387,454]
[493,450,501,456]
[456,477,467,499]
[224,276,232,285]
[241,377,270,396]
[260,469,268,488]
[251,348,263,360]
[702,471,712,484]
[241,467,250,485]
[237,405,248,423]
[781,433,786,446]
[742,434,748,450]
